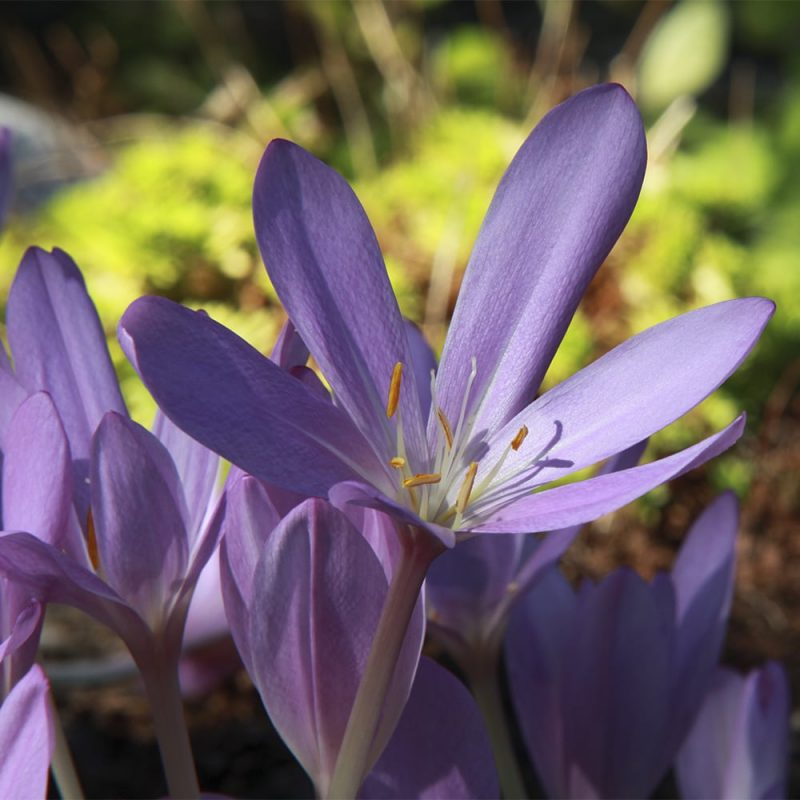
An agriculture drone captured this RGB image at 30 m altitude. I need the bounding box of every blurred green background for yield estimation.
[0,0,798,692]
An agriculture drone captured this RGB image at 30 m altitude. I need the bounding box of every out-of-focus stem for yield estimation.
[465,645,528,800]
[326,531,441,799]
[48,692,85,800]
[140,657,199,800]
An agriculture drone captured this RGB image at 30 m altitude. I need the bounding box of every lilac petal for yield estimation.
[0,369,26,448]
[506,566,577,799]
[0,664,54,800]
[0,600,43,691]
[7,248,127,506]
[435,84,646,437]
[360,658,498,800]
[677,664,790,800]
[254,140,428,468]
[404,320,436,418]
[152,411,220,542]
[120,296,389,497]
[329,480,456,549]
[563,571,673,798]
[2,392,72,548]
[666,492,738,754]
[183,548,228,650]
[219,476,282,675]
[91,413,188,626]
[270,318,310,371]
[426,534,523,647]
[483,298,772,492]
[249,499,420,795]
[0,532,150,656]
[472,415,744,533]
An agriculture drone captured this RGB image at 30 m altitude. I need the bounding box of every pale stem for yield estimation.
[464,644,528,800]
[326,532,441,799]
[48,692,85,800]
[139,656,200,799]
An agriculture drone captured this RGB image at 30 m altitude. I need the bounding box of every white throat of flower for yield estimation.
[385,359,550,530]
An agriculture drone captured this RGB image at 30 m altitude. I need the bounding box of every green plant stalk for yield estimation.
[48,692,85,800]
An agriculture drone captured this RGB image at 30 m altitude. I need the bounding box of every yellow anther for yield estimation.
[436,407,454,450]
[86,511,100,571]
[389,456,406,469]
[403,472,442,488]
[511,425,528,451]
[386,362,403,418]
[507,581,520,595]
[456,461,478,515]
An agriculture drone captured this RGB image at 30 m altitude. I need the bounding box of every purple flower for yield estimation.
[505,493,739,799]
[0,664,54,800]
[676,662,790,800]
[121,84,771,551]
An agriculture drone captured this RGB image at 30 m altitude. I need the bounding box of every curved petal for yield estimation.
[248,499,420,796]
[360,658,498,800]
[404,320,436,418]
[435,84,647,436]
[471,416,744,533]
[91,413,188,626]
[6,247,127,486]
[0,664,54,800]
[0,532,150,655]
[2,392,72,548]
[665,493,738,756]
[253,140,428,468]
[0,600,44,692]
[120,296,390,497]
[270,318,310,371]
[481,298,772,493]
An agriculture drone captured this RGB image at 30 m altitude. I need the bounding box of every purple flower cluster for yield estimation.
[0,85,789,800]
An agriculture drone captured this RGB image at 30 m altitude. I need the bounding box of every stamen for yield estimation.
[86,511,100,571]
[511,425,528,451]
[403,472,442,488]
[456,462,478,515]
[436,408,454,450]
[386,362,403,418]
[389,456,406,469]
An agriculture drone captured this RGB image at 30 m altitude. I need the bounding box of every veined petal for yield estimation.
[91,413,189,626]
[270,318,310,371]
[7,247,127,461]
[2,392,71,548]
[0,664,54,800]
[404,320,436,419]
[435,84,646,437]
[481,298,771,494]
[471,416,744,533]
[0,533,150,656]
[152,411,220,543]
[120,296,390,497]
[360,658,498,800]
[253,140,428,469]
[248,499,420,796]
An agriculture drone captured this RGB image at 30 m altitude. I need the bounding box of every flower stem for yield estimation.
[326,531,440,799]
[48,692,84,800]
[140,658,199,799]
[464,645,527,800]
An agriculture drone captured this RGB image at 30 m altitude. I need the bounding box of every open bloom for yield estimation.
[121,84,772,550]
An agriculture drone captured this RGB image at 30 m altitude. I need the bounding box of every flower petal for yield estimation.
[2,392,72,548]
[482,298,772,493]
[404,320,436,418]
[6,248,127,516]
[0,664,54,800]
[253,139,428,468]
[472,416,744,533]
[120,296,389,497]
[248,499,420,796]
[91,413,189,626]
[360,657,498,800]
[435,84,646,436]
[270,318,310,371]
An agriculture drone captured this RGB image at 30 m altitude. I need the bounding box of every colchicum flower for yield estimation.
[505,493,739,799]
[121,84,771,552]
